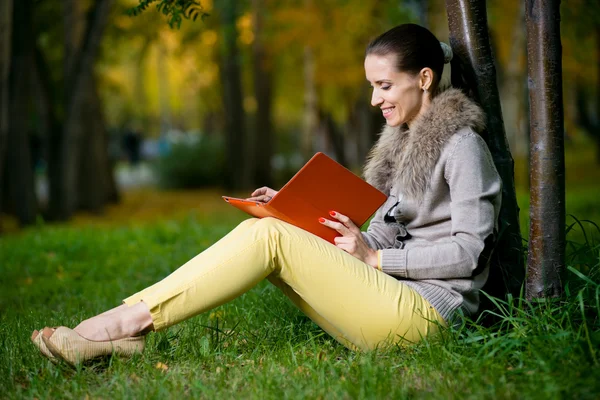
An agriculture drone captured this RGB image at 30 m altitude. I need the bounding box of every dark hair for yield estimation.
[366,24,445,93]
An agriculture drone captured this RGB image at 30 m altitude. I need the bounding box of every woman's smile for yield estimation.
[382,106,395,118]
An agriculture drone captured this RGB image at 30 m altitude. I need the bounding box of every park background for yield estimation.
[1,0,600,398]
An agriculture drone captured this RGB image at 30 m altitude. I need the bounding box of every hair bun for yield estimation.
[440,42,453,64]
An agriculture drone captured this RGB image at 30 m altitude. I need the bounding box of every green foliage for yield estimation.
[1,209,599,398]
[153,136,226,189]
[126,0,209,29]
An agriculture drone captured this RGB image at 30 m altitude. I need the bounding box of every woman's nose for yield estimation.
[371,90,383,107]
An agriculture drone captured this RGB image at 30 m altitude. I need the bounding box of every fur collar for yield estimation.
[363,88,485,202]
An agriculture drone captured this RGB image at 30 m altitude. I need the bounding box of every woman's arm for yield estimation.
[379,133,502,280]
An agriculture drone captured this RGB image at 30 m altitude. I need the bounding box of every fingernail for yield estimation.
[318,217,326,223]
[329,211,336,217]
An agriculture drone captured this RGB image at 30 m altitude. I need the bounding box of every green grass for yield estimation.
[1,208,600,399]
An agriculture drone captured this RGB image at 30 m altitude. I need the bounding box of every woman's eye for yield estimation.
[381,85,391,91]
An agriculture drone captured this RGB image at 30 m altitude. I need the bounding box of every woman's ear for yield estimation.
[419,68,434,92]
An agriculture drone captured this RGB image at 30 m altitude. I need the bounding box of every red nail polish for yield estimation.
[319,217,326,223]
[329,211,336,217]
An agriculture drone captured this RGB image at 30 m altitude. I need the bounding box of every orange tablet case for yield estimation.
[223,152,387,244]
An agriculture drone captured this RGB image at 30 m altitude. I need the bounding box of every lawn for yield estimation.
[2,197,599,399]
[2,137,600,399]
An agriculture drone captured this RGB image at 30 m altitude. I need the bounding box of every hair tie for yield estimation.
[440,42,453,64]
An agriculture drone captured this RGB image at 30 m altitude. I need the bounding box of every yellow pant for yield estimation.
[123,218,445,351]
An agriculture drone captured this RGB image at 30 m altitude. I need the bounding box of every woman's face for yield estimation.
[364,53,426,127]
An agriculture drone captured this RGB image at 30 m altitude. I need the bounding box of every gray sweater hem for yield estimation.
[402,280,463,324]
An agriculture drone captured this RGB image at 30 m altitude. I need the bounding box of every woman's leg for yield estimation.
[78,217,444,350]
[266,275,360,351]
[74,218,261,340]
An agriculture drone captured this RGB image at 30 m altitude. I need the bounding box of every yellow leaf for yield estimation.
[155,362,169,371]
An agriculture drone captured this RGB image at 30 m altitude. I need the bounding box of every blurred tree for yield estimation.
[251,0,274,187]
[4,0,38,226]
[488,1,529,160]
[563,0,600,163]
[301,0,318,161]
[0,0,12,231]
[215,0,248,190]
[526,0,565,299]
[47,0,115,220]
[446,0,525,307]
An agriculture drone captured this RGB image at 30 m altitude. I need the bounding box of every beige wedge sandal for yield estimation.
[41,326,145,366]
[31,328,57,361]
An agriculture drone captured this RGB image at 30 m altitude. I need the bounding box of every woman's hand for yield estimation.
[319,211,379,268]
[246,186,278,203]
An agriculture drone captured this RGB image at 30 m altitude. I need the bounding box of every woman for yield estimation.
[32,23,501,365]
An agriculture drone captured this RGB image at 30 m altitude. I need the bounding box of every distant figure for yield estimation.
[32,24,502,365]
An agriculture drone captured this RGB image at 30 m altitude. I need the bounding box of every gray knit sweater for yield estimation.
[361,89,502,324]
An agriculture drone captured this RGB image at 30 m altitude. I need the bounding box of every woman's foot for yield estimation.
[41,326,145,366]
[73,302,153,341]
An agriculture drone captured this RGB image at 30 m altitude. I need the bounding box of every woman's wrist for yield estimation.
[366,249,380,270]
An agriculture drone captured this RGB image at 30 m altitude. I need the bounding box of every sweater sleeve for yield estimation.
[380,134,502,279]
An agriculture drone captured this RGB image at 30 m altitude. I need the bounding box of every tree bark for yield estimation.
[49,0,113,220]
[446,0,525,302]
[0,0,13,231]
[525,0,565,299]
[251,0,274,188]
[218,0,247,190]
[5,0,37,225]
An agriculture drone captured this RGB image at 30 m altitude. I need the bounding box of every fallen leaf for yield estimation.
[155,362,169,371]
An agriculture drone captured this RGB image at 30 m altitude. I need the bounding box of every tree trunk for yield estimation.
[446,0,525,302]
[5,0,37,225]
[35,43,65,220]
[251,0,273,188]
[0,0,13,231]
[77,75,109,212]
[48,0,113,220]
[525,0,565,299]
[218,0,247,190]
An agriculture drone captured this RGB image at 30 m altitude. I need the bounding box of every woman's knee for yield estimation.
[253,217,286,233]
[238,218,260,229]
